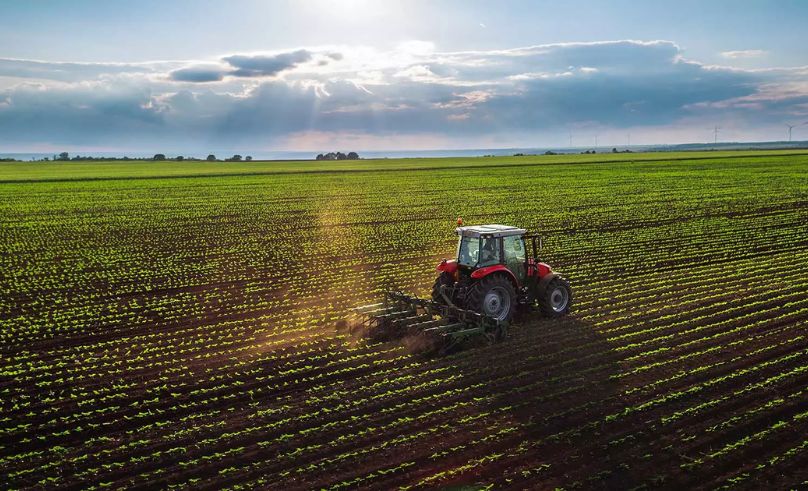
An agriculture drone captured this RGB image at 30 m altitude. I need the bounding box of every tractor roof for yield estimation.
[455,224,527,238]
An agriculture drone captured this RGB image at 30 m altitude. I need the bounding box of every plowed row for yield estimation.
[1,152,807,489]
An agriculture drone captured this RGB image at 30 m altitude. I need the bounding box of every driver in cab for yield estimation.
[479,238,498,265]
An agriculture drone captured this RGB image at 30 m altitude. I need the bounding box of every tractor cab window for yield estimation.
[458,235,502,267]
[503,235,526,281]
[478,237,501,267]
[457,236,480,267]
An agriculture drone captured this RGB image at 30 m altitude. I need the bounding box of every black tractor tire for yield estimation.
[467,274,516,322]
[431,272,455,305]
[538,276,572,318]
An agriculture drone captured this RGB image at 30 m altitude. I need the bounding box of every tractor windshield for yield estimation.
[457,236,480,267]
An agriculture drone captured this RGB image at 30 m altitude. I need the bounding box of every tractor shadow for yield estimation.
[444,314,626,482]
[497,314,619,422]
[336,306,636,486]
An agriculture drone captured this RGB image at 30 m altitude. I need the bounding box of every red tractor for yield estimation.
[431,223,572,322]
[353,223,571,353]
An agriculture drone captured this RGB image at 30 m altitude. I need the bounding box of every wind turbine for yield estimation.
[786,122,808,142]
[713,125,720,145]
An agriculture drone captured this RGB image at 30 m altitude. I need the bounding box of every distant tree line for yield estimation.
[40,152,254,162]
[316,151,360,161]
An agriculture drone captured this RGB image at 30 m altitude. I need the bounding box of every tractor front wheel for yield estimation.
[539,276,572,317]
[467,274,515,322]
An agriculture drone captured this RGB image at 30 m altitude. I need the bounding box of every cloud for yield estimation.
[0,58,165,82]
[721,50,767,59]
[165,49,333,83]
[169,65,227,83]
[1,40,806,150]
[223,49,313,77]
[0,82,163,145]
[0,49,334,87]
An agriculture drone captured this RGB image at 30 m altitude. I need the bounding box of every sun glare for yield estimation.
[304,0,385,22]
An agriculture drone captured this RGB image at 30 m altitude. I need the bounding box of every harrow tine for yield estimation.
[360,306,400,316]
[352,302,386,314]
[422,322,463,333]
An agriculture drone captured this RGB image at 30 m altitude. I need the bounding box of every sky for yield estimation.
[1,0,807,154]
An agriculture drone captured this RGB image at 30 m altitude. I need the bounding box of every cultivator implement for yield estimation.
[352,291,508,354]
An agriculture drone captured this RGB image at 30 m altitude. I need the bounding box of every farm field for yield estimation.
[1,150,808,489]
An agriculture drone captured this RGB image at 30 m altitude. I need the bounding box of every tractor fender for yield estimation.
[527,259,552,278]
[470,264,520,288]
[436,259,458,274]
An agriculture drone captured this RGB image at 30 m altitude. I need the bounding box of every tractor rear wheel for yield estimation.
[539,276,572,317]
[431,272,454,305]
[467,274,515,322]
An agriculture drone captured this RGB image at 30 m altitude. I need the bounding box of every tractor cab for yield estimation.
[455,224,528,282]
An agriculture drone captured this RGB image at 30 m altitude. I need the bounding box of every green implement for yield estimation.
[352,291,508,354]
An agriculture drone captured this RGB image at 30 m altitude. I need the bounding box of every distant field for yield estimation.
[2,148,808,181]
[1,151,807,489]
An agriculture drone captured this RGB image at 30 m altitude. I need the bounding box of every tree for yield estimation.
[347,151,359,160]
[207,154,217,161]
[176,155,184,161]
[153,154,166,161]
[245,156,252,161]
[230,155,242,162]
[612,147,618,153]
[58,152,69,161]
